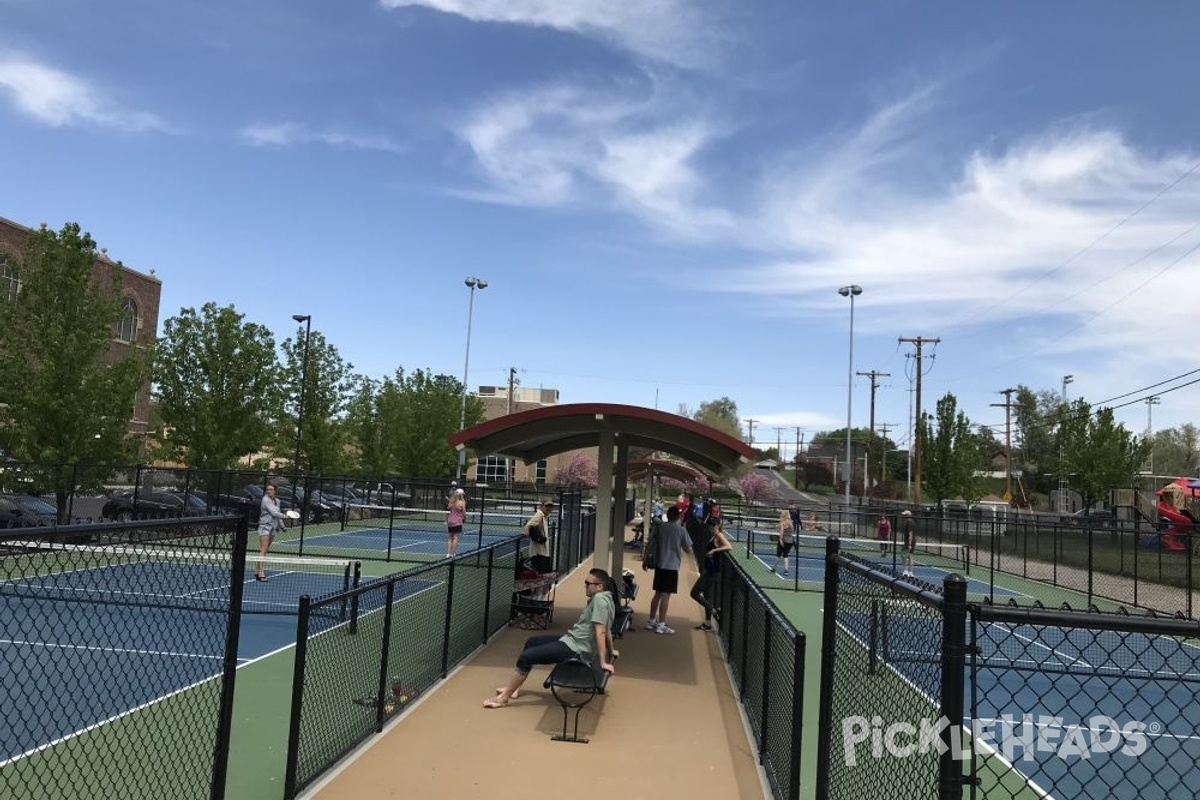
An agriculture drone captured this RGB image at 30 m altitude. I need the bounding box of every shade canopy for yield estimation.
[448,403,754,476]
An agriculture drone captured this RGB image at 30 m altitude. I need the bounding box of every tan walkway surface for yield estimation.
[307,556,770,800]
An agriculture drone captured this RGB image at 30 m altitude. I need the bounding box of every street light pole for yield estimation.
[292,314,312,471]
[456,277,488,480]
[1059,374,1074,513]
[838,285,863,505]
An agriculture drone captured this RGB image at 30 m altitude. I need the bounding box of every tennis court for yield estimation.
[277,504,531,561]
[0,537,446,800]
[0,552,354,759]
[830,579,1200,799]
[737,529,1026,599]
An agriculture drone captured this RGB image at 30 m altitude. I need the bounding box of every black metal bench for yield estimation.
[542,655,614,744]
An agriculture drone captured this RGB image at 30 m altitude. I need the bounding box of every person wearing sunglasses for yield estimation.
[484,568,617,708]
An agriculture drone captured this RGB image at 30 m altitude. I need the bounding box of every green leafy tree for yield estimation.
[0,223,150,513]
[1149,425,1200,477]
[344,368,481,476]
[1059,401,1150,510]
[693,397,741,439]
[920,393,984,504]
[1013,386,1066,496]
[154,303,281,470]
[281,327,355,473]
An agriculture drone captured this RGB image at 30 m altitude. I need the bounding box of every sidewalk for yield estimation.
[306,556,769,799]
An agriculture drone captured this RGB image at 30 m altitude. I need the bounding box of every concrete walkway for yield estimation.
[305,555,769,800]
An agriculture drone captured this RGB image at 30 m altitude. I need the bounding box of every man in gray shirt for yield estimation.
[644,505,693,634]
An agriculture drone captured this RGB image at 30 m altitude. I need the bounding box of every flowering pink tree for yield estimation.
[553,453,598,489]
[734,472,780,502]
[658,476,713,496]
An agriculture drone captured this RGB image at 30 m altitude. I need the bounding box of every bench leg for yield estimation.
[550,705,590,744]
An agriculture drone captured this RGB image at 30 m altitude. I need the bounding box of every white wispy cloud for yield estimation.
[454,80,736,234]
[239,122,402,152]
[380,0,715,68]
[0,54,169,132]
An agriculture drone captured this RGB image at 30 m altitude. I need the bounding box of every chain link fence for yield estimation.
[816,541,965,800]
[967,602,1200,799]
[0,514,247,800]
[284,534,547,799]
[715,553,805,800]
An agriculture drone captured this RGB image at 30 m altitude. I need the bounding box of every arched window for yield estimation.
[0,256,18,303]
[116,296,138,342]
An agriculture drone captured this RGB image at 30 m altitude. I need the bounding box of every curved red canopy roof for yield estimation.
[448,403,754,475]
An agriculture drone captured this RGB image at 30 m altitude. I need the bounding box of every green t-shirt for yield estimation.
[560,589,616,666]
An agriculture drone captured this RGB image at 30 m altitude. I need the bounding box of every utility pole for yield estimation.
[878,422,894,489]
[991,388,1016,503]
[746,418,759,449]
[1145,395,1160,474]
[856,370,889,498]
[899,336,940,508]
[794,427,805,489]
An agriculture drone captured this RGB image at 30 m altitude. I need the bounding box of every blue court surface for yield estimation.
[0,563,440,765]
[855,610,1200,797]
[281,525,520,559]
[747,539,1019,598]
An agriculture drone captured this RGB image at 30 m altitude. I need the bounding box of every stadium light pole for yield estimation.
[456,277,488,480]
[292,314,312,471]
[838,285,863,506]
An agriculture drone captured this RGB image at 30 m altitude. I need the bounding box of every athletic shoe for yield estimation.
[655,623,676,635]
[644,620,659,630]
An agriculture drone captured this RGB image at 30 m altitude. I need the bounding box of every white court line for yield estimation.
[0,650,248,769]
[244,577,446,662]
[0,637,224,661]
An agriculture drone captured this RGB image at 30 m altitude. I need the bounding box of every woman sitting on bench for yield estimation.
[485,568,617,709]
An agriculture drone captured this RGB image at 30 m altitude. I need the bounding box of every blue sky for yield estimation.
[3,0,1199,461]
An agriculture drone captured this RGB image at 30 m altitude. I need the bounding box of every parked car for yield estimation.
[356,482,413,508]
[101,489,208,521]
[276,484,342,523]
[0,493,59,528]
[1065,507,1116,528]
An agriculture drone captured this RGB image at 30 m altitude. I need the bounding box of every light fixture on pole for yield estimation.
[838,285,863,505]
[292,314,312,471]
[456,277,488,480]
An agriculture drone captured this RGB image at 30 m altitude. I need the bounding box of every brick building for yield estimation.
[469,384,584,485]
[0,215,161,445]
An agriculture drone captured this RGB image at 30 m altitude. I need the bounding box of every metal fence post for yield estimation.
[814,536,841,799]
[375,582,397,732]
[442,559,456,676]
[790,632,805,800]
[939,573,968,800]
[283,596,312,800]
[209,513,248,800]
[483,547,495,644]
